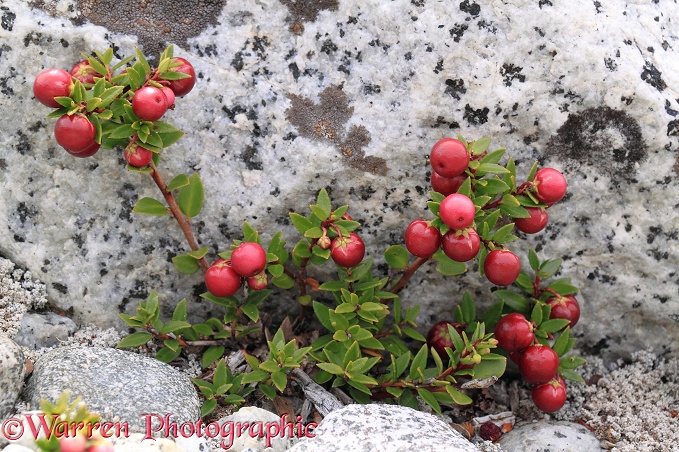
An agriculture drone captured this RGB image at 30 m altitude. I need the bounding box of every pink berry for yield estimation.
[438,193,476,230]
[205,259,242,297]
[33,68,73,108]
[532,376,567,413]
[132,86,168,121]
[404,219,441,258]
[231,242,267,277]
[533,168,567,204]
[124,142,154,167]
[59,434,88,452]
[519,344,560,385]
[441,228,480,262]
[514,207,549,234]
[426,321,465,357]
[67,140,100,158]
[493,313,534,352]
[246,271,268,291]
[70,60,97,84]
[431,171,467,196]
[330,233,365,268]
[162,86,175,108]
[484,249,521,286]
[547,295,581,328]
[55,114,96,152]
[429,138,470,178]
[165,57,196,97]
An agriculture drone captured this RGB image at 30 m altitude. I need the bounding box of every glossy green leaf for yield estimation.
[384,245,409,269]
[116,332,152,348]
[417,388,442,414]
[177,173,204,219]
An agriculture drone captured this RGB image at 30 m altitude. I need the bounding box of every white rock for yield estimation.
[0,335,25,419]
[14,312,78,350]
[500,420,602,452]
[207,406,293,452]
[287,404,476,452]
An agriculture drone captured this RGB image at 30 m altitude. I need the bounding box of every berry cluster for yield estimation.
[404,138,568,288]
[32,47,195,168]
[205,242,268,297]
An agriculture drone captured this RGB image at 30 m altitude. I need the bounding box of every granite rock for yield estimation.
[207,406,293,452]
[0,1,677,360]
[14,312,78,349]
[0,257,47,338]
[0,335,25,419]
[22,347,201,432]
[287,403,476,452]
[500,420,603,452]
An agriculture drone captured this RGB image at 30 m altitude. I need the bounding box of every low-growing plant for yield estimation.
[33,45,585,418]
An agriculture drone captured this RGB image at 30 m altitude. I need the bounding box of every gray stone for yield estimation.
[500,420,603,452]
[287,403,476,452]
[0,258,47,339]
[207,406,293,452]
[22,347,200,432]
[14,312,78,350]
[0,0,677,361]
[0,335,25,419]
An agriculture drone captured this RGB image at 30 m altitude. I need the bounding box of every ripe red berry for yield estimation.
[429,138,470,178]
[246,271,268,291]
[484,249,521,286]
[231,242,267,277]
[532,376,567,413]
[533,168,567,204]
[439,193,476,230]
[547,294,581,328]
[59,434,88,452]
[55,114,96,152]
[519,344,560,385]
[514,207,549,234]
[161,86,175,108]
[441,228,480,262]
[86,442,114,452]
[426,321,465,357]
[205,259,242,297]
[404,219,441,258]
[431,171,467,196]
[132,86,168,121]
[166,57,196,97]
[330,233,365,268]
[478,421,502,442]
[67,140,100,158]
[70,60,97,84]
[124,143,154,167]
[33,68,73,108]
[493,313,534,352]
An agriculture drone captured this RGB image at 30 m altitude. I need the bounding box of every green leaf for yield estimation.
[476,163,510,176]
[240,370,269,384]
[472,353,506,380]
[109,123,137,139]
[202,346,225,369]
[531,302,543,325]
[403,327,426,342]
[271,371,288,392]
[177,173,204,219]
[528,249,540,271]
[289,213,313,235]
[559,368,585,383]
[417,388,442,414]
[470,137,492,155]
[317,362,344,375]
[408,344,428,381]
[156,347,181,363]
[272,274,295,289]
[200,399,218,417]
[117,332,152,348]
[135,47,152,76]
[559,356,587,370]
[539,318,570,333]
[241,304,259,322]
[432,249,467,276]
[159,320,192,334]
[315,188,332,217]
[384,245,409,269]
[446,386,473,405]
[259,384,277,400]
[173,299,188,322]
[547,280,579,296]
[172,254,201,274]
[319,280,349,292]
[494,290,530,313]
[538,259,562,278]
[491,223,515,243]
[499,204,530,219]
[160,71,191,80]
[98,86,124,109]
[552,327,571,357]
[460,291,476,324]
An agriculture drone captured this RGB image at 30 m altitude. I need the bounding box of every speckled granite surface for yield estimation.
[0,0,677,359]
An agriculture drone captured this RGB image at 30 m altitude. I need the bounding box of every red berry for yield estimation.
[404,219,441,258]
[532,376,567,413]
[231,242,267,277]
[484,250,521,286]
[132,86,168,121]
[205,259,242,297]
[330,233,365,268]
[441,228,480,262]
[493,313,534,352]
[124,143,154,167]
[426,321,465,357]
[246,271,268,291]
[67,140,100,158]
[431,171,467,196]
[478,421,502,442]
[439,193,476,230]
[70,60,97,84]
[55,114,96,152]
[429,138,470,178]
[165,57,196,97]
[514,207,549,234]
[59,434,88,452]
[86,443,114,452]
[33,68,73,108]
[547,295,580,328]
[533,168,567,204]
[519,344,560,385]
[162,86,176,108]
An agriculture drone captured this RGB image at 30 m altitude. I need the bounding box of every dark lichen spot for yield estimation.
[71,0,226,59]
[546,107,647,180]
[640,61,666,92]
[240,146,263,171]
[459,0,480,17]
[286,85,388,175]
[500,63,525,87]
[1,8,16,31]
[463,104,489,125]
[450,24,468,43]
[52,282,68,294]
[444,78,466,100]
